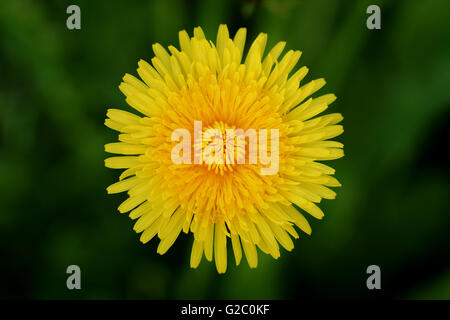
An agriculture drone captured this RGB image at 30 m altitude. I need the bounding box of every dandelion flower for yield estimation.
[105,25,344,273]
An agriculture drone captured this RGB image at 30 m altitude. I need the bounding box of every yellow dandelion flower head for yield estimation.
[105,25,344,273]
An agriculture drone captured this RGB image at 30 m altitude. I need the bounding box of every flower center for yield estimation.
[198,121,246,175]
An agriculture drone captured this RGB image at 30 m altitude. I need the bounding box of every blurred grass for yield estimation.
[0,0,449,299]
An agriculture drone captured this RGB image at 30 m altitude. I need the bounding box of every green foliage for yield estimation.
[0,0,449,299]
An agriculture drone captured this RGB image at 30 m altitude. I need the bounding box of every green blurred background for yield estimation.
[1,0,449,299]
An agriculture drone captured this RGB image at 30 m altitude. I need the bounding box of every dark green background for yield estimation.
[1,0,449,299]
